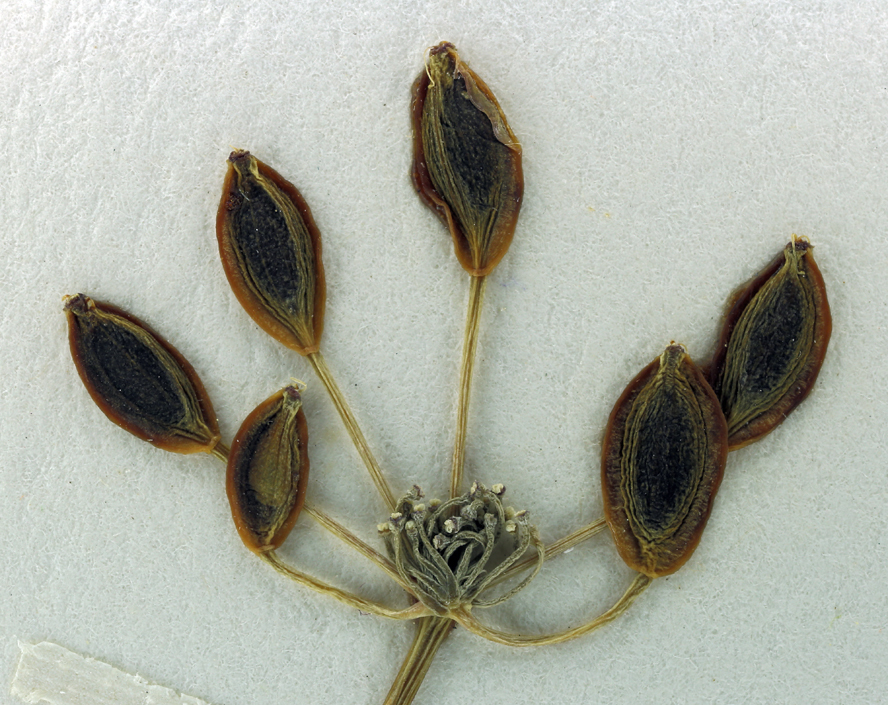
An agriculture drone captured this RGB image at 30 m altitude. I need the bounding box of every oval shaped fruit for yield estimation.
[217,150,326,355]
[227,385,310,553]
[64,294,220,454]
[411,42,523,277]
[708,238,831,450]
[602,344,728,578]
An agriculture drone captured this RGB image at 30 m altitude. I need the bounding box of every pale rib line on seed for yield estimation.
[450,274,487,498]
[307,350,397,511]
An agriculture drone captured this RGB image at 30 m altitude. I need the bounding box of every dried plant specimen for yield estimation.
[217,150,326,355]
[411,41,523,278]
[61,41,834,705]
[708,238,831,450]
[602,344,728,577]
[64,293,220,455]
[227,385,310,553]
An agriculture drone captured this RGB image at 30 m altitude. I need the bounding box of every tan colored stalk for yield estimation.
[450,274,487,498]
[307,350,397,511]
[261,551,430,621]
[383,616,454,705]
[492,517,608,587]
[454,573,652,647]
[302,503,409,589]
[542,516,608,558]
[210,442,230,463]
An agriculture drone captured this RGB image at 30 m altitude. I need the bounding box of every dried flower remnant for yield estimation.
[602,344,728,578]
[412,41,523,277]
[217,150,326,355]
[709,238,831,450]
[379,482,543,616]
[64,294,220,455]
[227,385,310,553]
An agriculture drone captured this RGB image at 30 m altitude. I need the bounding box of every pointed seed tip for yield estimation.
[429,41,455,55]
[63,293,92,314]
[788,236,812,252]
[283,385,302,401]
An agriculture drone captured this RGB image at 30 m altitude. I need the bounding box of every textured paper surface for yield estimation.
[11,642,213,705]
[2,1,887,704]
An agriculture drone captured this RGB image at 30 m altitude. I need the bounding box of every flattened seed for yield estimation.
[227,385,310,553]
[411,42,523,277]
[709,238,831,450]
[602,344,728,578]
[64,294,220,454]
[217,151,326,355]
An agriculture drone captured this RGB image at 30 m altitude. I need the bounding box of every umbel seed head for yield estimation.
[381,482,541,615]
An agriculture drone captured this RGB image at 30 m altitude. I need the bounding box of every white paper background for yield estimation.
[2,1,887,703]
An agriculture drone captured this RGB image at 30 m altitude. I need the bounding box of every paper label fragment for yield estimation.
[11,642,215,705]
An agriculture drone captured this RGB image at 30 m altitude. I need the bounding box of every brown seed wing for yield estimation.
[226,386,309,553]
[64,294,220,454]
[411,42,523,277]
[216,151,326,355]
[709,240,831,450]
[602,345,728,577]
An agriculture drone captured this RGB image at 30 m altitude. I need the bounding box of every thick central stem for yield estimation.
[383,616,454,705]
[450,274,487,498]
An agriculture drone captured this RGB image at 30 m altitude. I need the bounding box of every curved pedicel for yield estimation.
[411,42,523,277]
[708,238,831,450]
[217,150,326,355]
[64,293,221,454]
[602,344,728,578]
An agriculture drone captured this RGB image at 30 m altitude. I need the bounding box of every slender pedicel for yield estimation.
[450,274,486,497]
[308,350,397,510]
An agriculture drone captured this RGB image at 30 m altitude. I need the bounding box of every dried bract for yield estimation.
[227,385,310,553]
[602,344,728,578]
[411,42,523,277]
[217,150,326,354]
[64,294,220,454]
[709,238,831,450]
